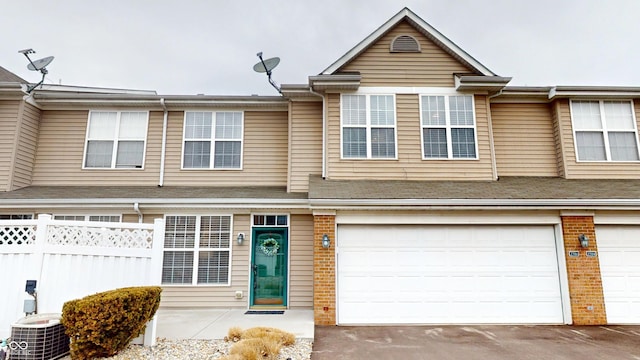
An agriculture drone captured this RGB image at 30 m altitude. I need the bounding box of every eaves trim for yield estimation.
[0,197,310,209]
[309,198,640,210]
[549,86,640,99]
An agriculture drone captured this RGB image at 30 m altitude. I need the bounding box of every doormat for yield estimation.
[245,310,285,315]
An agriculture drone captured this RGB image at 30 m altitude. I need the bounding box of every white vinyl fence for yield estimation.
[0,214,164,344]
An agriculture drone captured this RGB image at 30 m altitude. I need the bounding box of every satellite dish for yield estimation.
[253,57,280,73]
[253,52,281,94]
[27,56,55,71]
[18,48,55,93]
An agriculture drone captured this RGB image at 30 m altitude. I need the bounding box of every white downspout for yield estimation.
[309,87,327,179]
[159,98,168,187]
[487,90,503,180]
[133,202,143,223]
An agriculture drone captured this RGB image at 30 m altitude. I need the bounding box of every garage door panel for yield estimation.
[597,226,640,324]
[337,224,563,324]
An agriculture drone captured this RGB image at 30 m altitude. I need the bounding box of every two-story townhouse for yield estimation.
[2,8,640,326]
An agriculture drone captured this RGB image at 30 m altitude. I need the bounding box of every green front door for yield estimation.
[251,227,288,306]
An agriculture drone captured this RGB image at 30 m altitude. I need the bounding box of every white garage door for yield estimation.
[337,225,564,324]
[596,226,640,324]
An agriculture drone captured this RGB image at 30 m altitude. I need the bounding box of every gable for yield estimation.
[339,20,477,87]
[0,66,27,83]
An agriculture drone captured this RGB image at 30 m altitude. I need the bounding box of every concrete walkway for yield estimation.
[156,308,314,340]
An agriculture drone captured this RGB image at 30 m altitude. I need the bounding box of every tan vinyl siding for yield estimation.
[0,100,20,191]
[559,99,640,178]
[289,101,322,192]
[12,102,41,189]
[289,214,313,308]
[491,103,558,177]
[160,213,313,308]
[326,93,494,180]
[122,213,138,223]
[31,110,163,185]
[552,100,567,177]
[341,21,474,87]
[162,111,288,186]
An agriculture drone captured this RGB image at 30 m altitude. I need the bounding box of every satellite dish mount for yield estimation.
[19,48,55,93]
[253,52,281,94]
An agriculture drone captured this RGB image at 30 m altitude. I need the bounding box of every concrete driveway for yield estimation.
[311,325,640,360]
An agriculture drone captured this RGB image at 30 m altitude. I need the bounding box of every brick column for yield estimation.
[561,216,607,325]
[313,214,336,325]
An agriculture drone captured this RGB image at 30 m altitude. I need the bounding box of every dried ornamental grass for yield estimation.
[220,326,296,360]
[226,326,244,342]
[242,327,296,347]
[228,338,281,360]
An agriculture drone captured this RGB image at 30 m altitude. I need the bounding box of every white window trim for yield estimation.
[82,110,149,170]
[250,213,290,307]
[251,213,290,227]
[570,99,640,162]
[181,111,245,170]
[162,214,233,287]
[340,94,398,160]
[419,94,479,160]
[354,86,461,95]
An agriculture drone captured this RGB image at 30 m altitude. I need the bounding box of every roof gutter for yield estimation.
[309,198,640,209]
[0,197,310,208]
[549,86,640,99]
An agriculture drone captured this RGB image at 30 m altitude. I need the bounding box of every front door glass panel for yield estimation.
[251,227,287,306]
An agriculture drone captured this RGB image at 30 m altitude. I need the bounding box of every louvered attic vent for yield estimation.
[390,35,421,53]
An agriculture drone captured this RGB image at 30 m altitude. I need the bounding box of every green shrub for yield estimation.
[61,286,162,360]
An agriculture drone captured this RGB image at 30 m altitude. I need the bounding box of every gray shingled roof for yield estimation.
[0,66,27,83]
[2,177,640,209]
[0,186,307,200]
[308,175,640,200]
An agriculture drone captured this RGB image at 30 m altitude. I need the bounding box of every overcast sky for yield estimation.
[2,0,639,95]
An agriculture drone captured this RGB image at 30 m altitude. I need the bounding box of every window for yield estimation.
[571,100,640,161]
[84,111,148,169]
[0,214,33,220]
[53,215,121,222]
[162,215,231,285]
[183,111,243,169]
[253,214,288,226]
[420,95,477,159]
[341,94,396,159]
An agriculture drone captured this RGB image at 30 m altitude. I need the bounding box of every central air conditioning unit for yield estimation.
[10,313,69,360]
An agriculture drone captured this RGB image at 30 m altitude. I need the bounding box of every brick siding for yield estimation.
[313,214,336,325]
[561,216,607,325]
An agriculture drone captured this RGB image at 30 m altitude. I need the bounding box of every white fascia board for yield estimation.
[35,84,157,95]
[0,198,310,209]
[309,198,640,209]
[549,87,640,99]
[321,8,496,76]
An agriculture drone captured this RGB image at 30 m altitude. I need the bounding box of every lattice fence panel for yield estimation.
[0,225,36,245]
[47,225,153,248]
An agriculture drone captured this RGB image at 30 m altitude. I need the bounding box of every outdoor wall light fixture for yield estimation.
[237,233,245,245]
[322,234,331,249]
[578,234,589,248]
